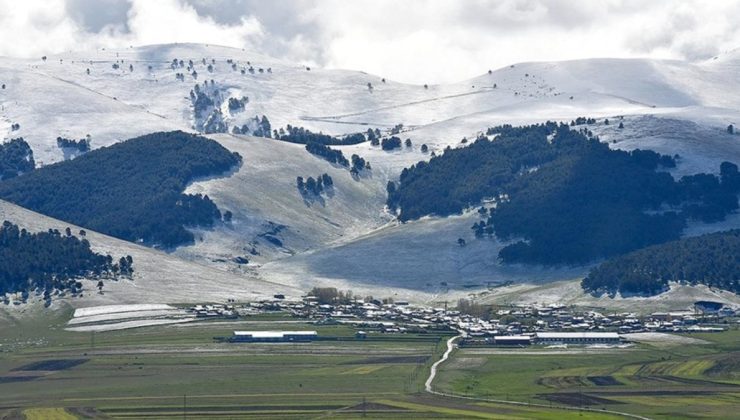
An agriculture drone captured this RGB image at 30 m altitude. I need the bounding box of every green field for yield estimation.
[0,309,628,419]
[435,330,740,419]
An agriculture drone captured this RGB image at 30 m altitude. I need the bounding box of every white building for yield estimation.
[231,330,318,342]
[534,332,620,344]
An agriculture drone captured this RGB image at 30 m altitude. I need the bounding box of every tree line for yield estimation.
[0,131,241,248]
[582,229,740,296]
[56,136,91,153]
[388,122,740,266]
[0,138,35,180]
[297,173,333,196]
[305,141,350,167]
[277,125,367,146]
[0,221,132,302]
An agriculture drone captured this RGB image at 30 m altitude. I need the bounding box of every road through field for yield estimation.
[424,333,653,420]
[425,333,461,392]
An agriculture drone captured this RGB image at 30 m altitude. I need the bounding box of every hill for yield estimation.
[1,43,739,169]
[389,123,739,265]
[583,229,740,296]
[0,131,241,247]
[1,43,740,305]
[0,199,294,308]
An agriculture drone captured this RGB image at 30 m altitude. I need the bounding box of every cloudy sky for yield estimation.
[1,0,739,83]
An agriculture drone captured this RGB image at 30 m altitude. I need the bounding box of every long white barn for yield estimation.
[231,330,318,342]
[534,332,621,344]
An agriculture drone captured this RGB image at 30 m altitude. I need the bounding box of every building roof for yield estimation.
[535,332,619,339]
[233,330,317,338]
[493,335,532,341]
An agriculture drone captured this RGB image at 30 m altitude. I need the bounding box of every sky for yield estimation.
[1,0,739,84]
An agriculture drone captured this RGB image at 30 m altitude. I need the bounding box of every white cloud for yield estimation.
[1,0,739,83]
[305,0,740,83]
[0,0,263,58]
[0,1,82,57]
[126,0,263,48]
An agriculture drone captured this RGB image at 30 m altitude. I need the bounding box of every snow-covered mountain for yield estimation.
[1,43,739,310]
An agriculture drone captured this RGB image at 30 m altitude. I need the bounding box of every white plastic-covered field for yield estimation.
[66,318,197,332]
[65,303,196,332]
[73,304,175,318]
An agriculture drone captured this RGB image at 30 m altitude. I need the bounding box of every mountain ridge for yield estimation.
[1,42,739,311]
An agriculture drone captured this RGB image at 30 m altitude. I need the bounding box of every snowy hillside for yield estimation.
[1,43,740,310]
[0,199,294,308]
[3,43,739,167]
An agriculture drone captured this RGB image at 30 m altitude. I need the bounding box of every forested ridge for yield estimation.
[0,131,241,248]
[388,123,740,266]
[0,221,131,300]
[582,229,740,296]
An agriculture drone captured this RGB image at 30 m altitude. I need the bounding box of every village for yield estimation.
[187,291,738,346]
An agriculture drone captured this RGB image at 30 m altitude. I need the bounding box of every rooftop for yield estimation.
[233,330,318,338]
[535,332,620,339]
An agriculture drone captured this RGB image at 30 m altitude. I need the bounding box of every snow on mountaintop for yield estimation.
[1,43,740,310]
[1,43,738,168]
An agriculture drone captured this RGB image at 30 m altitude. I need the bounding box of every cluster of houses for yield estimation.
[189,303,239,318]
[190,296,736,346]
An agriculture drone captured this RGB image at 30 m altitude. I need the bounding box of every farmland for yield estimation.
[435,329,740,419]
[0,308,627,419]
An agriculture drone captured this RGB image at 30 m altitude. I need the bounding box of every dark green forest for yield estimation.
[0,221,131,299]
[388,123,740,265]
[305,141,350,167]
[0,131,241,248]
[277,125,366,146]
[0,138,35,180]
[582,229,740,296]
[56,136,90,153]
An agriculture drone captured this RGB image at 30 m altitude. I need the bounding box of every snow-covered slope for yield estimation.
[1,43,740,309]
[179,132,391,266]
[0,199,295,308]
[3,43,738,167]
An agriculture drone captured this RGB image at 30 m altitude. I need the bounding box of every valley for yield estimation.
[0,41,739,419]
[1,43,740,312]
